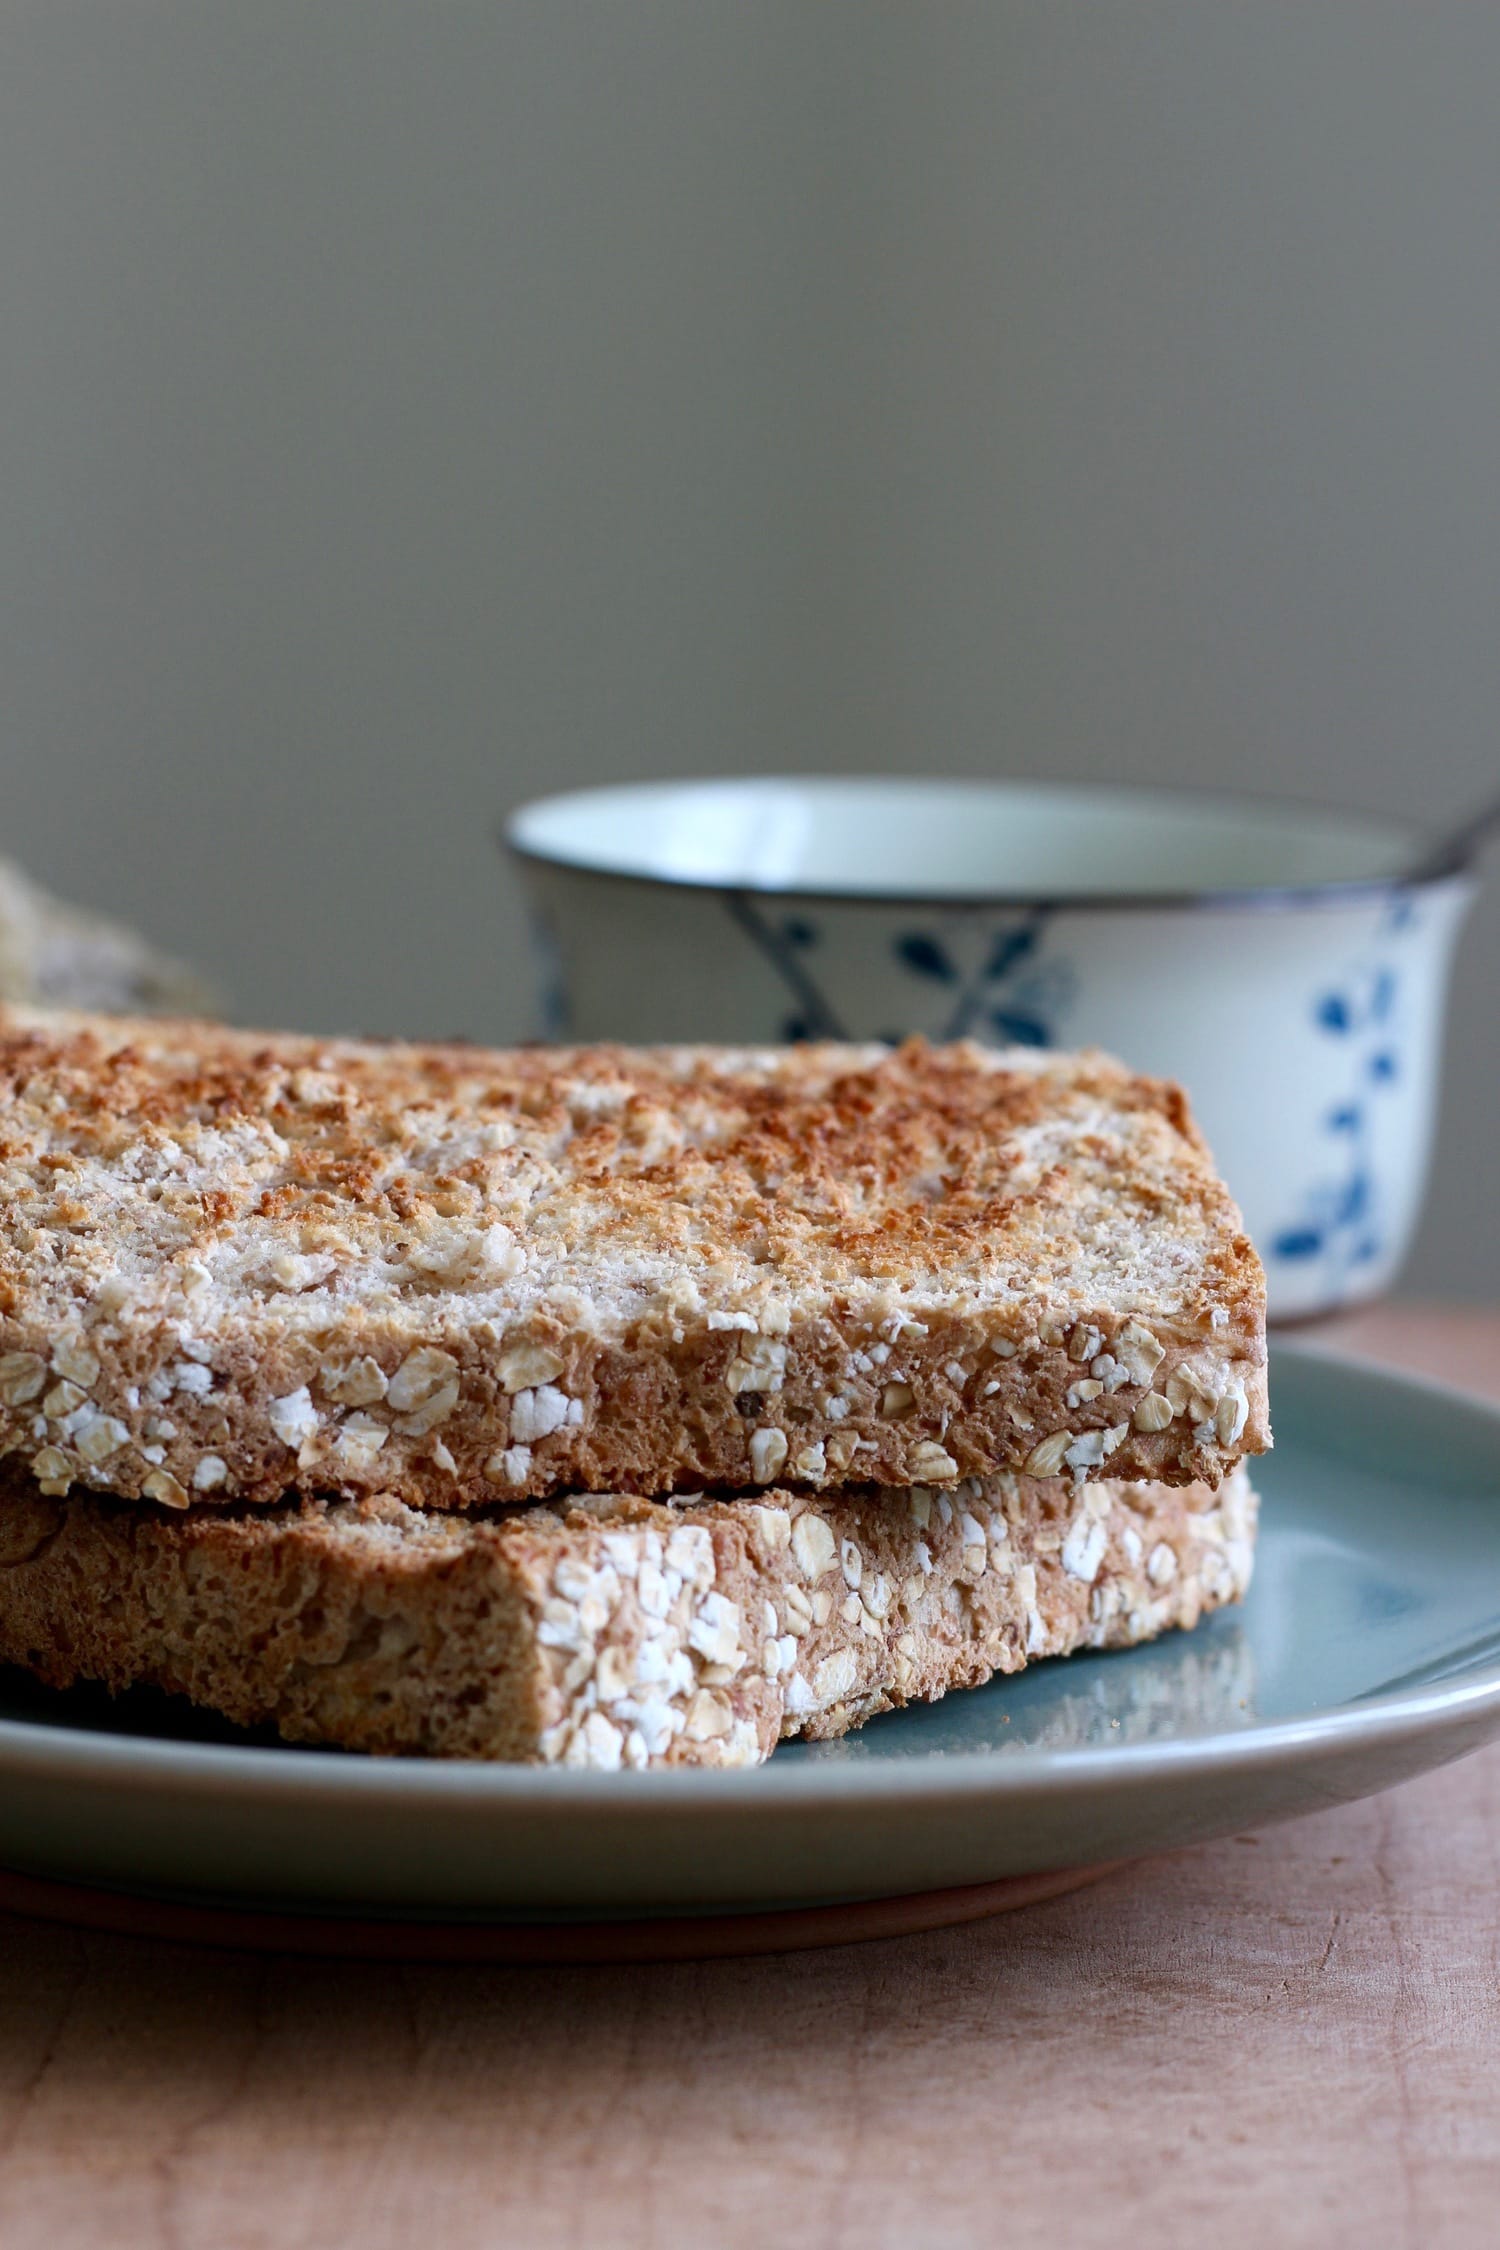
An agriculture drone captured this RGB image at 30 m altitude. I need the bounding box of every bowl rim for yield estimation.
[505,775,1478,914]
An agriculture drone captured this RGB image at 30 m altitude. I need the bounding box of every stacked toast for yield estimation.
[0,1013,1267,1766]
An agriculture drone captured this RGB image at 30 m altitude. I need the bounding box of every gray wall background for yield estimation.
[0,4,1495,1295]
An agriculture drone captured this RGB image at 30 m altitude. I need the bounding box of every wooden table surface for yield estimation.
[1,1303,1497,2249]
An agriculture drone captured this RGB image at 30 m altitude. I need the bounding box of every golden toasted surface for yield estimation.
[0,1010,1247,1319]
[0,1010,1266,1508]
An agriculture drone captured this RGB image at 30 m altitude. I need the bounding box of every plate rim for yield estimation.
[0,1344,1496,1812]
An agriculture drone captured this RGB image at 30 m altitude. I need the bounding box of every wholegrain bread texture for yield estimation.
[0,1009,1267,1512]
[0,1467,1257,1766]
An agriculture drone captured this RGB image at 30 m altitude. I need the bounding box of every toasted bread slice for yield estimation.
[0,1011,1266,1511]
[0,1467,1257,1766]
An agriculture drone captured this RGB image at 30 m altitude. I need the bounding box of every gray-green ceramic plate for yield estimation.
[0,1346,1497,1922]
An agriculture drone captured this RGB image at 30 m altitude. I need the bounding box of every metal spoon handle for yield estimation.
[1402,787,1500,884]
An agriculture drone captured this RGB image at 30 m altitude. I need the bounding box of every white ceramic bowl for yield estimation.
[506,778,1476,1319]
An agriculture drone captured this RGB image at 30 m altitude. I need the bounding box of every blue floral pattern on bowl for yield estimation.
[1269,896,1413,1284]
[725,895,1074,1047]
[890,910,1073,1046]
[526,908,572,1039]
[721,899,845,1040]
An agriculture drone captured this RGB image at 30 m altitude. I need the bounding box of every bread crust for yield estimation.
[0,1467,1257,1767]
[0,1010,1268,1511]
